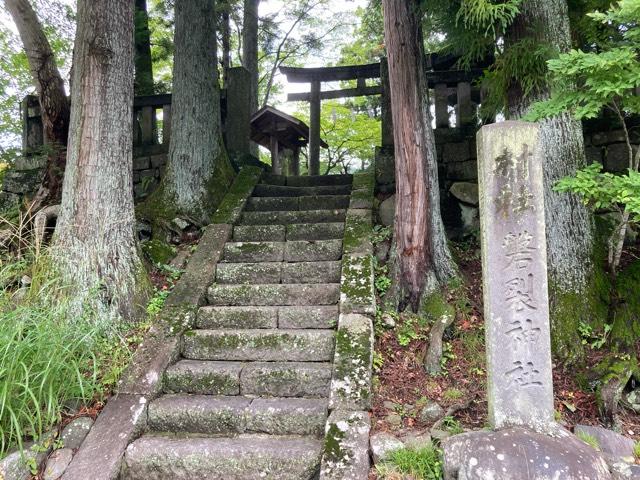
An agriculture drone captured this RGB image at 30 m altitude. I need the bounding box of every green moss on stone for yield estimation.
[340,255,375,313]
[323,422,347,463]
[343,212,372,255]
[611,260,640,348]
[420,291,455,322]
[211,166,262,224]
[334,325,372,404]
[352,171,375,192]
[141,239,176,265]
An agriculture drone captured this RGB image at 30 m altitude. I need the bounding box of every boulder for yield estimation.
[378,195,395,227]
[419,401,445,424]
[459,204,480,234]
[401,432,433,450]
[60,417,94,450]
[443,427,612,480]
[43,448,73,480]
[574,425,636,462]
[625,389,640,413]
[370,432,404,463]
[449,182,479,206]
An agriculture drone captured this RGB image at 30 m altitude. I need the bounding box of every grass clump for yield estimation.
[633,441,640,460]
[377,446,443,480]
[0,246,144,459]
[576,430,600,451]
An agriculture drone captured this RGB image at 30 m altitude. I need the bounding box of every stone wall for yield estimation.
[375,119,640,238]
[132,145,168,200]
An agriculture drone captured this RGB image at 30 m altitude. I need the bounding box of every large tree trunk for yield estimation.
[383,0,457,311]
[506,0,597,360]
[144,0,234,225]
[4,0,70,204]
[221,1,231,87]
[134,0,154,95]
[53,0,147,320]
[242,0,259,156]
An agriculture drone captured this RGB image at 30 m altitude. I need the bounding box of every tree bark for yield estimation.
[383,0,457,311]
[242,0,259,156]
[506,0,597,359]
[53,0,147,320]
[221,1,231,87]
[146,0,234,224]
[134,0,155,95]
[4,0,70,203]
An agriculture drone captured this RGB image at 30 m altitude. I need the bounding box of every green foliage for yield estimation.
[456,0,522,36]
[377,446,443,480]
[397,316,423,346]
[634,441,640,459]
[441,415,464,434]
[525,1,640,274]
[442,387,464,401]
[577,320,612,349]
[146,287,170,316]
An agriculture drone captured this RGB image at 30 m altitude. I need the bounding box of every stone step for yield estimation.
[207,283,340,306]
[221,240,342,264]
[196,306,339,330]
[245,195,350,212]
[148,395,328,437]
[286,175,352,187]
[164,360,332,397]
[216,261,341,284]
[182,329,335,362]
[232,223,344,242]
[239,209,346,226]
[253,184,352,197]
[122,434,323,480]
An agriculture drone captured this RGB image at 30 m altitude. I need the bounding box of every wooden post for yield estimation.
[435,83,449,129]
[162,103,172,146]
[270,135,281,175]
[292,147,300,176]
[457,81,473,127]
[309,79,321,175]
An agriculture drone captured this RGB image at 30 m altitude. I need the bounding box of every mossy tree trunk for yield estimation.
[382,0,457,311]
[134,0,154,95]
[53,0,148,320]
[143,0,235,225]
[5,0,70,205]
[505,0,600,361]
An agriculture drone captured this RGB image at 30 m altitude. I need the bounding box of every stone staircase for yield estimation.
[122,174,354,480]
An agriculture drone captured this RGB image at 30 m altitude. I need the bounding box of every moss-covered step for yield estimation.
[282,261,341,284]
[239,210,347,225]
[284,240,343,262]
[245,196,300,211]
[233,224,286,242]
[222,242,285,263]
[286,223,345,241]
[163,360,242,395]
[147,394,327,436]
[182,329,335,362]
[286,175,353,187]
[253,184,352,197]
[298,195,351,211]
[278,306,339,329]
[196,306,339,329]
[240,362,332,398]
[207,283,340,306]
[122,434,323,480]
[216,262,283,284]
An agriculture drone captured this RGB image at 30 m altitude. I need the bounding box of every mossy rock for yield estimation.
[142,239,176,265]
[611,260,640,347]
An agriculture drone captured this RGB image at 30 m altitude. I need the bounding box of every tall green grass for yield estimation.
[0,252,132,458]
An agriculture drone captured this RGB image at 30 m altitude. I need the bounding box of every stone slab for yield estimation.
[122,434,323,480]
[245,196,300,211]
[166,224,231,307]
[211,166,263,224]
[340,255,376,316]
[216,262,283,284]
[196,306,278,329]
[61,395,148,480]
[245,397,328,437]
[241,362,332,398]
[329,314,374,411]
[574,425,636,461]
[182,329,335,362]
[222,241,285,263]
[319,410,371,480]
[240,210,346,225]
[442,427,612,480]
[163,360,242,395]
[343,209,373,257]
[233,224,286,242]
[60,417,94,451]
[281,261,341,284]
[278,305,339,329]
[207,283,340,306]
[284,239,343,262]
[252,184,352,197]
[299,195,351,211]
[286,175,353,187]
[477,121,554,431]
[286,223,345,241]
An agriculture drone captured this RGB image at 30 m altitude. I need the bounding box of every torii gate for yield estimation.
[280,63,385,175]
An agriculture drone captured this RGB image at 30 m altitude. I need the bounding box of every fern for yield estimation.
[456,0,522,36]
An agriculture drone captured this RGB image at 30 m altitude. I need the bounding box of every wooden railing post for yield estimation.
[139,106,156,144]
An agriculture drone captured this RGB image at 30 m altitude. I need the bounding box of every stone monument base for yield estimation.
[442,427,612,480]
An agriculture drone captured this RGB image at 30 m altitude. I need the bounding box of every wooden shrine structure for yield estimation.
[250,106,327,175]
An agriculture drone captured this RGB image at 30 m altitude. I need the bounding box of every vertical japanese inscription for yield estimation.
[478,122,554,431]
